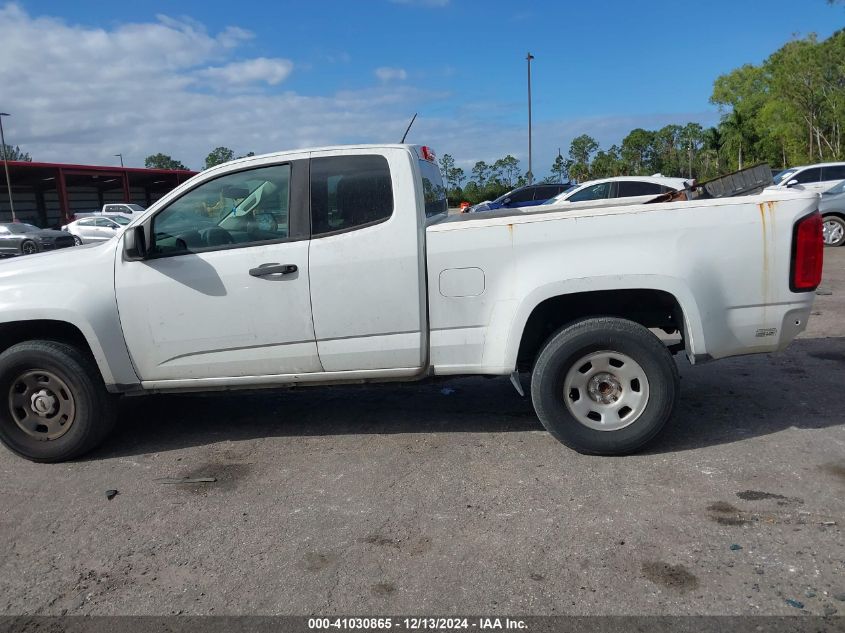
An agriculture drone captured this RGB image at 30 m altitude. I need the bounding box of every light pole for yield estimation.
[0,112,15,222]
[526,52,534,184]
[114,153,124,167]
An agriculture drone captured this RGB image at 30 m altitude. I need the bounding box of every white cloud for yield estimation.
[375,66,408,82]
[0,4,432,168]
[0,3,716,177]
[198,58,294,86]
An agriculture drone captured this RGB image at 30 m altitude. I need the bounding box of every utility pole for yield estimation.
[115,153,124,167]
[526,52,534,184]
[0,112,16,222]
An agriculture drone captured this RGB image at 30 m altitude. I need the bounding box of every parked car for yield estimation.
[71,203,146,223]
[0,222,76,256]
[0,144,822,462]
[820,178,845,247]
[543,176,689,210]
[769,162,845,194]
[62,215,130,245]
[468,183,570,213]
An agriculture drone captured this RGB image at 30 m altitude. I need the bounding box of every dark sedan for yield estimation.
[467,183,571,213]
[0,222,76,256]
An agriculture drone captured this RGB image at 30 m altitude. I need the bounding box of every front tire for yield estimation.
[822,215,845,247]
[20,240,38,255]
[72,235,83,246]
[0,341,116,462]
[531,317,679,455]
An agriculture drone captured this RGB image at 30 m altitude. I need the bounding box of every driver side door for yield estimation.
[114,156,322,383]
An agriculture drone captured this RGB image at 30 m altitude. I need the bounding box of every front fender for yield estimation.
[0,244,139,389]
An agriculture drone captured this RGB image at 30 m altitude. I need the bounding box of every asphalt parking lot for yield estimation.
[0,249,843,617]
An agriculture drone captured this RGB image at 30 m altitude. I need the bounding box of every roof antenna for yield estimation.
[400,113,417,143]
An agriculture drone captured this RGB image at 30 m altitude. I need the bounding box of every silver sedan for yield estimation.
[820,180,845,247]
[62,215,130,245]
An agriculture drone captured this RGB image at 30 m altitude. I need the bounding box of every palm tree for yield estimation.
[719,112,746,170]
[702,127,722,177]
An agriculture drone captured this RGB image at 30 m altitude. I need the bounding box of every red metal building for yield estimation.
[0,161,197,227]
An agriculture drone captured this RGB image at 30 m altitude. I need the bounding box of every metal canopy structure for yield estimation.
[0,161,197,227]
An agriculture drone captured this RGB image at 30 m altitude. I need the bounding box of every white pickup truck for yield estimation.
[0,145,824,462]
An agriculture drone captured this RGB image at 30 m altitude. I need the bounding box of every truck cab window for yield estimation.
[419,159,447,217]
[150,164,291,255]
[310,155,393,235]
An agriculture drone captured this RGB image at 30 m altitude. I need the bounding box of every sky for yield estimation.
[1,0,842,177]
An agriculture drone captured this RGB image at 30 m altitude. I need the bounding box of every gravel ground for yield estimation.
[0,249,843,617]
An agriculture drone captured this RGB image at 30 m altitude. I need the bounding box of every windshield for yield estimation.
[108,215,131,225]
[127,204,145,213]
[773,169,798,185]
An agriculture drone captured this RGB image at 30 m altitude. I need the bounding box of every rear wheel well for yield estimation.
[517,289,685,371]
[0,320,94,363]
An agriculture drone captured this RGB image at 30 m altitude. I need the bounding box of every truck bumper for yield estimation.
[701,300,814,361]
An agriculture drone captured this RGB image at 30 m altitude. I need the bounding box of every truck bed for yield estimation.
[425,189,819,374]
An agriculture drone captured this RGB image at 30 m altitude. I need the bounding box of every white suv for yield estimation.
[769,162,845,194]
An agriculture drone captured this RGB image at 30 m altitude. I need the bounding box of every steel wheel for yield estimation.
[8,370,76,440]
[562,350,650,431]
[822,216,844,246]
[21,240,37,255]
[72,235,83,246]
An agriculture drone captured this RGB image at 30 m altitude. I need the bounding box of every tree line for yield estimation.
[8,25,843,200]
[144,146,255,171]
[1,144,32,161]
[710,29,844,172]
[443,28,845,205]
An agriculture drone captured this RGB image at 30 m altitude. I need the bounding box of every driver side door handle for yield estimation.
[249,263,298,277]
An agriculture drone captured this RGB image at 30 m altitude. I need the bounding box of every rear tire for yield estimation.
[531,317,679,455]
[20,240,37,255]
[822,215,845,247]
[0,340,116,462]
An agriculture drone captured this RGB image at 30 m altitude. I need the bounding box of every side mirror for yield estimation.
[502,198,512,206]
[786,179,799,188]
[123,225,148,260]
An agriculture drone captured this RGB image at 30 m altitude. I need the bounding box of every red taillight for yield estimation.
[420,146,436,162]
[790,211,824,292]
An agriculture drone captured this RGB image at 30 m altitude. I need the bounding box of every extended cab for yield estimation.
[0,145,824,462]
